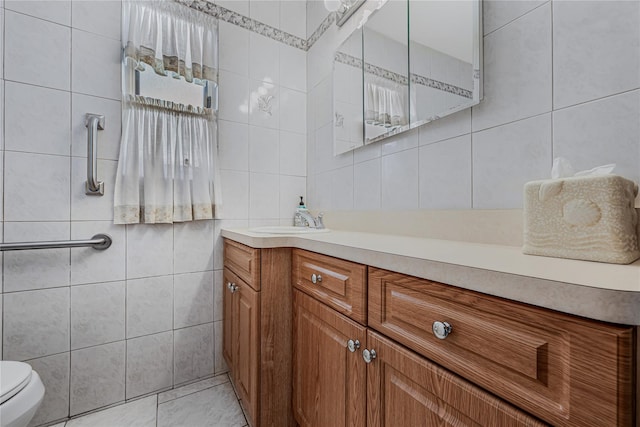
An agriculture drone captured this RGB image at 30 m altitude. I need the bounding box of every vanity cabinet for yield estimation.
[222,239,294,427]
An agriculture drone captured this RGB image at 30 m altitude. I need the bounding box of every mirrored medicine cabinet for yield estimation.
[333,0,482,155]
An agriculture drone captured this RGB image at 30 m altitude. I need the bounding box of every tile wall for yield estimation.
[0,0,307,426]
[306,0,640,211]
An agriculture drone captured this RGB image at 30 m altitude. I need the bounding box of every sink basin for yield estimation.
[249,226,330,234]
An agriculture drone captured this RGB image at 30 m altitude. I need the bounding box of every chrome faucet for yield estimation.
[295,211,325,229]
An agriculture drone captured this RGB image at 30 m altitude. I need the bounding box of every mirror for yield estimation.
[363,0,409,144]
[333,28,365,155]
[332,0,482,154]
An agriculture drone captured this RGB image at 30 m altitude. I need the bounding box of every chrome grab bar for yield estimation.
[85,113,105,196]
[0,234,112,252]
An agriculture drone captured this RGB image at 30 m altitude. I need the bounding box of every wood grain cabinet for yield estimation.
[222,239,294,427]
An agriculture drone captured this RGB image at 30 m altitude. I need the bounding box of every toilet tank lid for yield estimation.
[0,361,33,404]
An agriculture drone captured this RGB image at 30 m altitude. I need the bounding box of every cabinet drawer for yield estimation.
[367,330,548,427]
[224,239,260,291]
[368,268,634,427]
[292,249,367,325]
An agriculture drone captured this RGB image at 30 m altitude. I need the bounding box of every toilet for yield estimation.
[0,361,45,427]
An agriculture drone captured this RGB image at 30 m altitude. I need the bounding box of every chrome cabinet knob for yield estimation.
[229,283,239,293]
[311,273,323,284]
[362,348,376,363]
[432,321,452,340]
[227,282,233,290]
[347,339,360,353]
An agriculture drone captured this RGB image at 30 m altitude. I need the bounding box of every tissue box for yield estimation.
[523,175,640,264]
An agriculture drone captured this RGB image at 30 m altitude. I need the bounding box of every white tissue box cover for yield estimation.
[523,175,640,264]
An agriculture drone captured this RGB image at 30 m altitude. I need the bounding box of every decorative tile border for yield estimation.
[335,52,472,99]
[177,0,309,51]
[307,13,335,48]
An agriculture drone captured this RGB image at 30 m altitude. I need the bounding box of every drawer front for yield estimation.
[367,330,548,427]
[292,249,367,325]
[368,268,634,427]
[224,239,260,291]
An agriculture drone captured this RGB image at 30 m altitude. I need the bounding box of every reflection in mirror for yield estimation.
[409,0,481,127]
[333,28,364,155]
[363,0,409,144]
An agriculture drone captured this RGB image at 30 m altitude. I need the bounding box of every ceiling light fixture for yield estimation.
[324,0,366,27]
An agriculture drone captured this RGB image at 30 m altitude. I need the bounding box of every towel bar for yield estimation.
[0,234,112,251]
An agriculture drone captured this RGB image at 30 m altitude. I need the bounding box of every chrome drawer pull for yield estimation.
[347,339,360,353]
[362,349,376,363]
[432,321,452,340]
[311,273,323,284]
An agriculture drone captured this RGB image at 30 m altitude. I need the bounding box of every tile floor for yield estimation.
[47,374,247,427]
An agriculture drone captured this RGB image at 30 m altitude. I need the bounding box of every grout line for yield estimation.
[483,0,551,38]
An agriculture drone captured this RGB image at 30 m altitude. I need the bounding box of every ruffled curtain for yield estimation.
[115,1,220,224]
[123,0,218,83]
[364,76,408,129]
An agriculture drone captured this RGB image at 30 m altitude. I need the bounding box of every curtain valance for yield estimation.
[123,0,218,83]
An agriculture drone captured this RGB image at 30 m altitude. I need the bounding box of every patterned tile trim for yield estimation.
[307,13,336,48]
[176,0,309,51]
[335,52,473,99]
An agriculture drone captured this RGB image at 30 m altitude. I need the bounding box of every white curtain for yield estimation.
[364,76,408,129]
[115,1,220,224]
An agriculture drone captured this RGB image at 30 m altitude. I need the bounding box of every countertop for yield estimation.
[221,228,640,325]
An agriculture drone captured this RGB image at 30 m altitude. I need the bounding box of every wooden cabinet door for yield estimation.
[235,280,260,426]
[293,290,366,427]
[222,268,237,372]
[366,330,548,427]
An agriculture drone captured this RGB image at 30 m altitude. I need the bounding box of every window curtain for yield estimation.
[364,76,408,129]
[114,0,221,224]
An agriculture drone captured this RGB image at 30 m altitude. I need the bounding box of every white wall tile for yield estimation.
[250,0,280,27]
[71,282,125,350]
[471,3,552,132]
[218,171,249,219]
[279,175,306,219]
[280,44,306,92]
[5,11,71,90]
[174,323,214,385]
[4,222,70,292]
[314,122,352,173]
[174,271,214,329]
[354,158,381,210]
[126,331,174,399]
[482,0,546,35]
[553,90,640,184]
[5,0,71,25]
[419,135,472,209]
[3,288,70,361]
[279,131,306,176]
[173,220,214,274]
[280,0,306,39]
[219,21,249,76]
[4,82,70,155]
[28,352,70,426]
[71,94,122,160]
[249,80,279,129]
[213,321,228,374]
[279,88,306,134]
[353,141,381,164]
[71,221,125,286]
[219,120,249,171]
[250,172,280,219]
[330,166,354,210]
[213,219,249,270]
[381,148,419,210]
[72,0,121,40]
[217,0,249,16]
[473,114,552,209]
[70,341,125,416]
[418,108,471,146]
[219,71,250,123]
[249,125,279,174]
[249,32,280,84]
[71,158,117,221]
[553,1,640,109]
[0,81,4,148]
[72,29,121,100]
[126,276,174,338]
[306,0,328,39]
[213,270,223,322]
[126,224,174,279]
[380,129,419,156]
[311,76,332,130]
[4,152,70,221]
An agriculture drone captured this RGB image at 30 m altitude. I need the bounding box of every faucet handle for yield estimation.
[315,212,325,229]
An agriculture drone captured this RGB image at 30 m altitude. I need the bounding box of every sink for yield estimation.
[249,226,330,234]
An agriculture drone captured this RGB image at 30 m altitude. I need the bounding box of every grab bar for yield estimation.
[0,234,112,252]
[85,113,105,196]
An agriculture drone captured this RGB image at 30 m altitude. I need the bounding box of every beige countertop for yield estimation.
[221,228,640,325]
